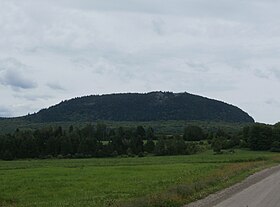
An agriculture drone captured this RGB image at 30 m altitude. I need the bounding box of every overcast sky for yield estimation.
[0,0,280,124]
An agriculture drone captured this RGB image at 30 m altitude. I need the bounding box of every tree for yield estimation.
[248,124,273,150]
[136,126,146,139]
[272,124,280,142]
[60,135,73,155]
[211,137,225,154]
[69,125,74,133]
[144,139,155,153]
[130,135,143,155]
[154,138,166,156]
[111,134,126,155]
[96,122,107,141]
[226,136,240,149]
[183,125,205,141]
[146,127,155,140]
[78,137,97,156]
[271,141,280,152]
[242,126,250,143]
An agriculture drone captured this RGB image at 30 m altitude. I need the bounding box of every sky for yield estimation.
[0,0,280,124]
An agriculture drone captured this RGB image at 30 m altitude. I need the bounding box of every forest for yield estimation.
[21,92,254,123]
[1,122,279,160]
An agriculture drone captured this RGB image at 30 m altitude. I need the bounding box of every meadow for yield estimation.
[0,150,279,207]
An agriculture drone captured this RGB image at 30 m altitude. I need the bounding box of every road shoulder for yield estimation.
[184,164,280,207]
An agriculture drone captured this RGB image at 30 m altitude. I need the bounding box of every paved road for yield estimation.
[214,169,280,207]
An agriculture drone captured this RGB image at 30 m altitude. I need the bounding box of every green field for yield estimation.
[0,150,279,207]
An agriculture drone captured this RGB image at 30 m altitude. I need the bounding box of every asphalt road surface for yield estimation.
[214,169,280,207]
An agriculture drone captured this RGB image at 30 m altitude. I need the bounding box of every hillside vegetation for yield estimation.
[21,91,254,123]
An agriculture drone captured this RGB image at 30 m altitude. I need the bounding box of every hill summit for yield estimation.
[24,91,254,123]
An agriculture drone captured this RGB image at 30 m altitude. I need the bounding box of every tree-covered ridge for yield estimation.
[24,92,254,123]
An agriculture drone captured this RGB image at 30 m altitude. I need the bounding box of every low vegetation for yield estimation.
[1,150,279,207]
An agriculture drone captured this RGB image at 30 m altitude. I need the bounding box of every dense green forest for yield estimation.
[1,122,279,160]
[0,124,203,160]
[0,119,249,135]
[16,92,254,123]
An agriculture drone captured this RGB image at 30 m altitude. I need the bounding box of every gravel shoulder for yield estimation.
[184,164,280,207]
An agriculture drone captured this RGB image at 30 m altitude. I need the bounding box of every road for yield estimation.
[214,169,280,207]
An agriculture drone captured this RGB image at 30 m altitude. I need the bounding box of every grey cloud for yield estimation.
[0,0,280,123]
[185,61,210,72]
[265,99,280,107]
[254,69,269,79]
[0,58,37,90]
[0,106,12,117]
[16,94,54,101]
[152,18,165,35]
[55,0,278,20]
[0,69,37,89]
[271,69,280,80]
[47,82,66,91]
[71,58,94,71]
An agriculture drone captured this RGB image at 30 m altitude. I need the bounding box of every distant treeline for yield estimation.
[243,123,280,151]
[0,122,279,160]
[0,124,206,160]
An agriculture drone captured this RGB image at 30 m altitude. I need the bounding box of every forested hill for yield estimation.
[21,92,254,123]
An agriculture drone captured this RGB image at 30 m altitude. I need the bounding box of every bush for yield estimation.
[57,154,64,159]
[212,138,223,154]
[2,150,14,161]
[271,141,280,152]
[138,152,144,157]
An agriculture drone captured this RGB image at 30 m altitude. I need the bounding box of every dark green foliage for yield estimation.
[130,136,144,155]
[154,138,166,156]
[154,136,200,156]
[209,128,241,151]
[146,127,155,140]
[96,122,107,141]
[242,126,250,143]
[183,125,205,141]
[247,124,273,151]
[0,124,203,160]
[21,92,254,123]
[0,119,251,136]
[226,136,241,149]
[272,124,280,142]
[136,126,146,138]
[242,123,280,151]
[144,139,155,153]
[211,137,226,154]
[270,141,280,152]
[110,134,126,155]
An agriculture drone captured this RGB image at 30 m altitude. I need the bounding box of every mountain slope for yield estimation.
[23,92,254,123]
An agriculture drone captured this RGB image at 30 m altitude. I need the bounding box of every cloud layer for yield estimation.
[0,0,279,123]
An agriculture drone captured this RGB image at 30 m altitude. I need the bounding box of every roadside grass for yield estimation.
[117,161,272,207]
[0,150,279,207]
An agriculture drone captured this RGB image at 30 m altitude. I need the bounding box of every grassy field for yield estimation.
[0,150,279,207]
